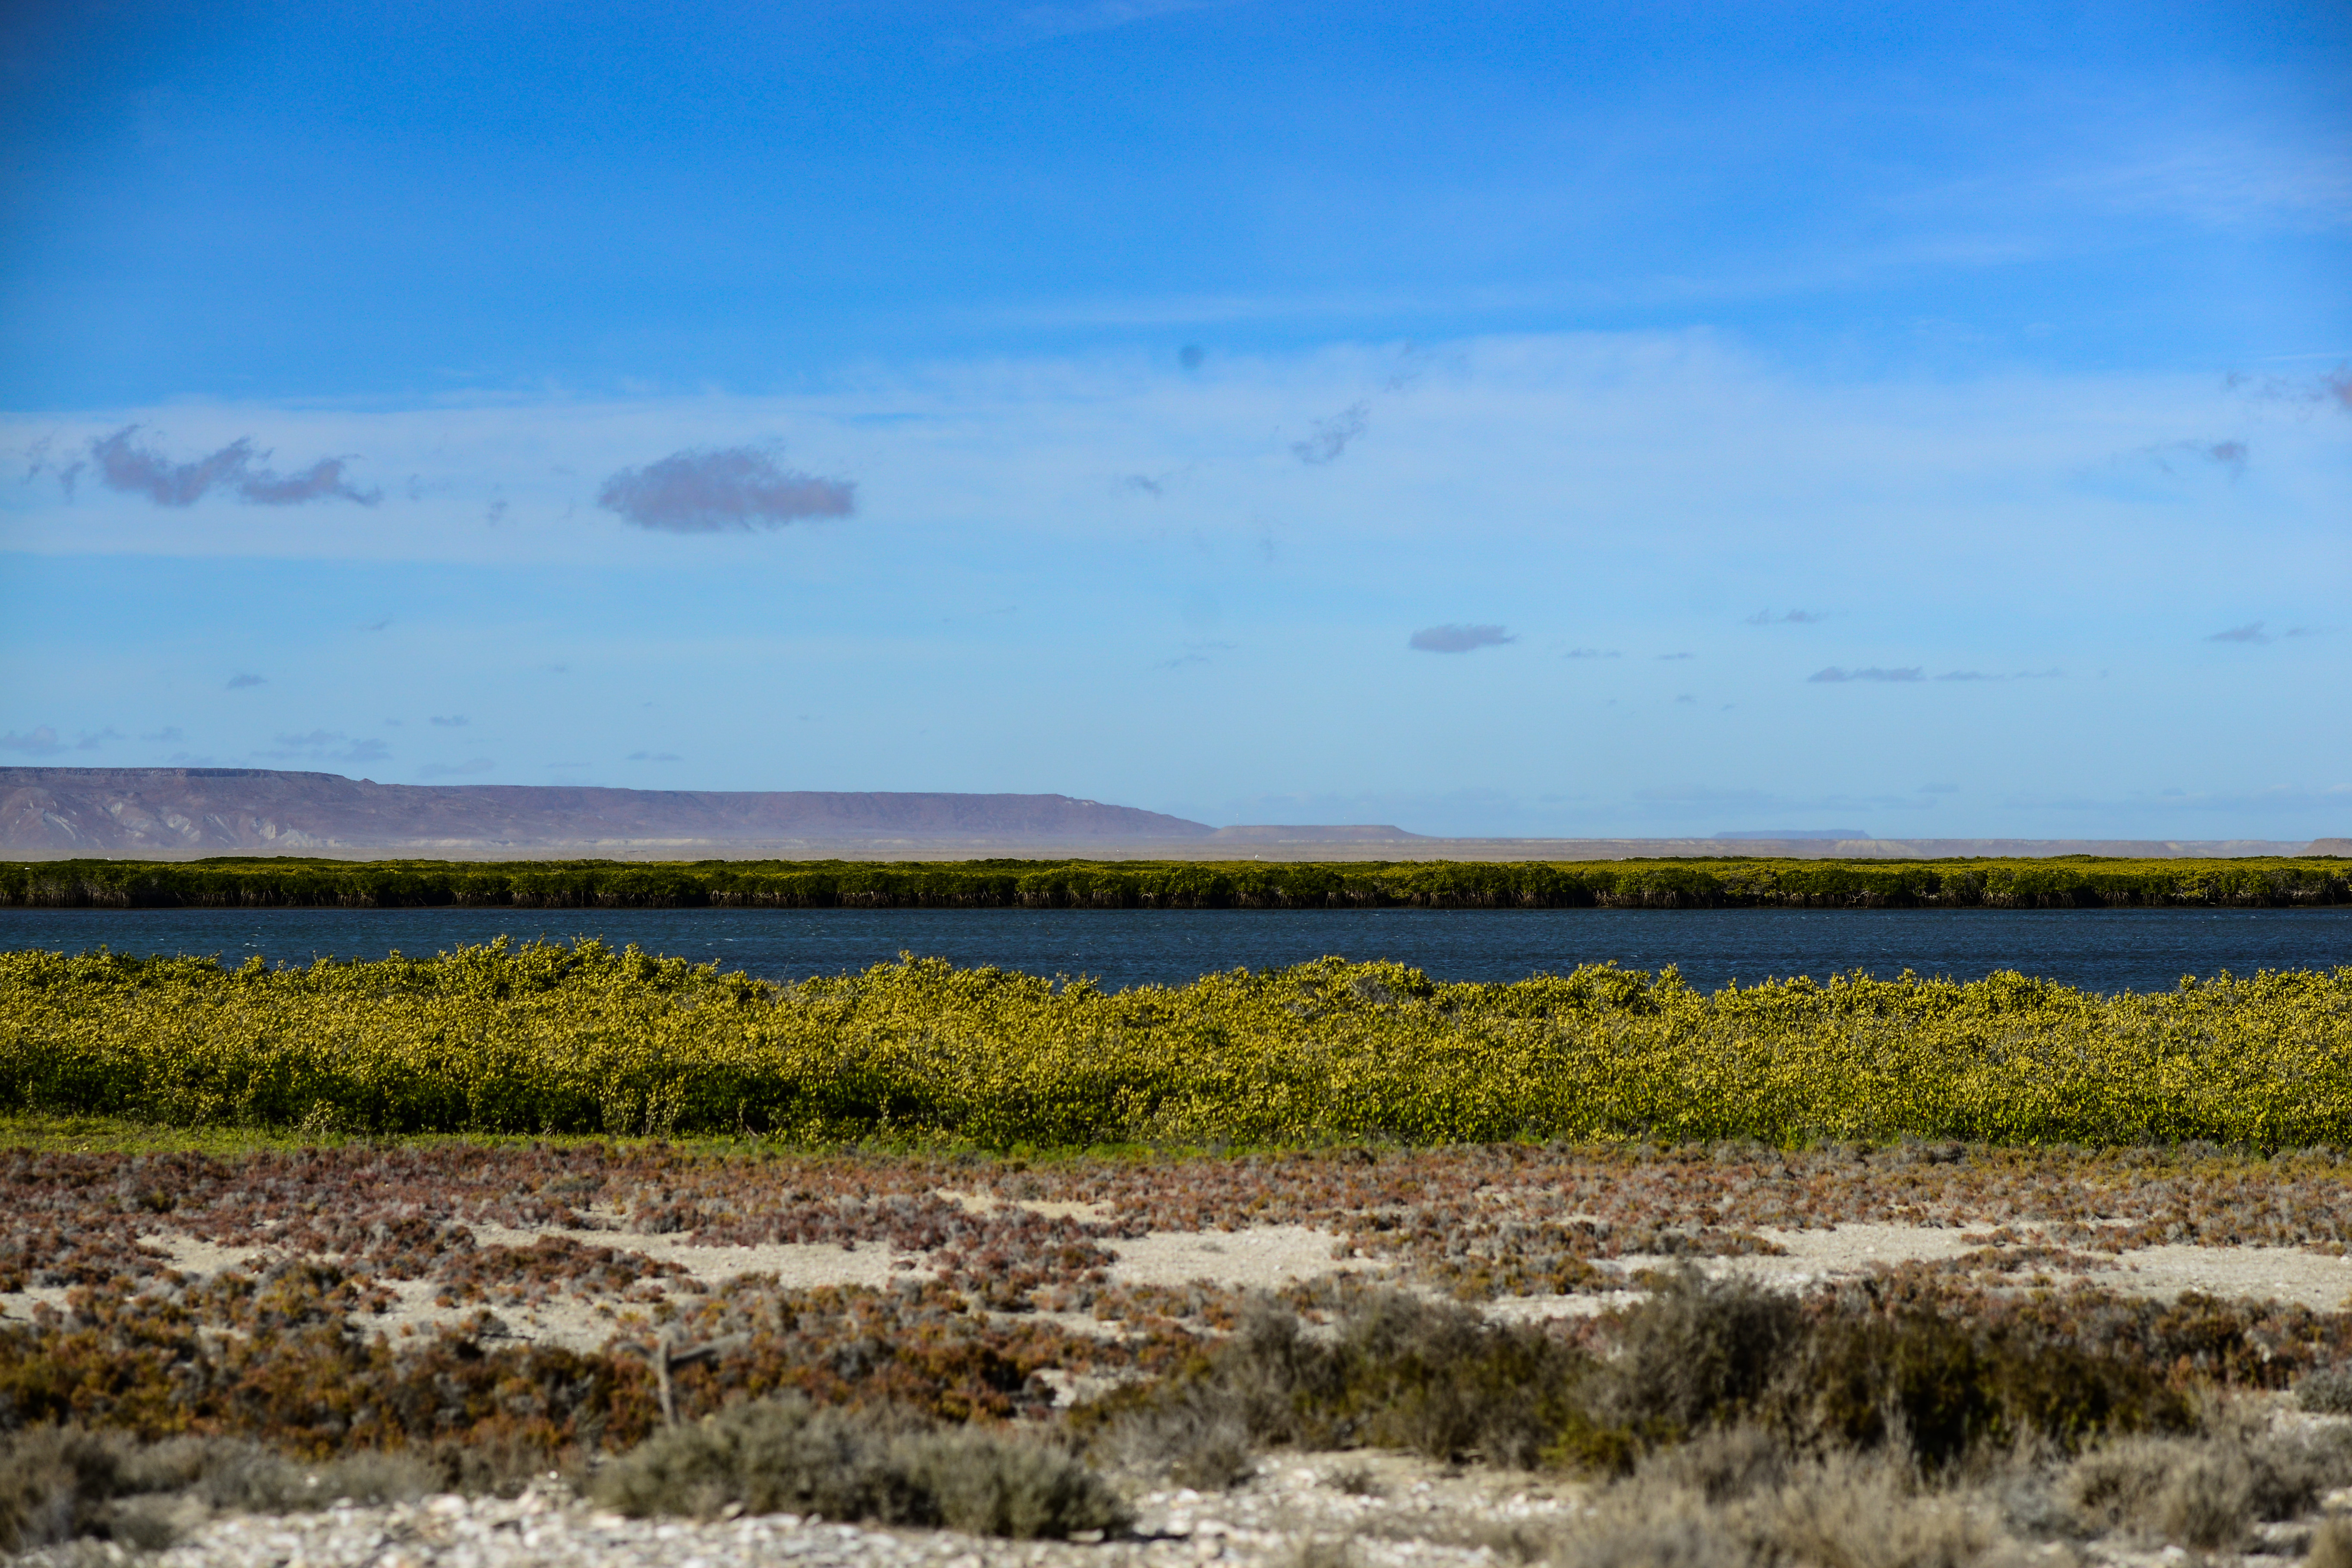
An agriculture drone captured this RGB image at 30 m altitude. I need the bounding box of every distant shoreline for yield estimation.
[6,855,2350,909]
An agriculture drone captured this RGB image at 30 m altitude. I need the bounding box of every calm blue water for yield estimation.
[3,906,2348,994]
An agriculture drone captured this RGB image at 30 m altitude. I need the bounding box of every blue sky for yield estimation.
[2,0,2347,838]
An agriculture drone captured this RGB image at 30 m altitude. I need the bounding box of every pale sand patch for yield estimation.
[1494,1224,2352,1320]
[468,1222,936,1292]
[143,1234,270,1277]
[2103,1244,2352,1311]
[0,1286,74,1320]
[1105,1226,1360,1290]
[29,1218,2349,1352]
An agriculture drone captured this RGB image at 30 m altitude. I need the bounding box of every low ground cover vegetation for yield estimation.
[6,942,2351,1145]
[9,1263,2352,1560]
[7,853,2349,909]
[5,1142,2352,1560]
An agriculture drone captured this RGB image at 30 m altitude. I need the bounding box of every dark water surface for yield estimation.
[4,906,2349,994]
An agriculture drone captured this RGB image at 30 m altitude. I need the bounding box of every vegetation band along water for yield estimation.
[5,940,2350,1148]
[4,854,2350,909]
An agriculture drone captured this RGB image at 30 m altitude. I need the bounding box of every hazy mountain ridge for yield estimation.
[0,770,2336,860]
[0,768,1217,853]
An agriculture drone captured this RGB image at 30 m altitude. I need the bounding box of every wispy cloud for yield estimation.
[2206,622,2319,646]
[935,0,1238,57]
[1933,668,2064,681]
[73,726,123,750]
[1291,403,1367,465]
[139,727,184,742]
[2139,438,2249,478]
[1409,624,1515,654]
[418,758,494,778]
[254,732,391,765]
[627,749,682,761]
[1745,609,1828,625]
[597,445,855,533]
[1158,638,1236,670]
[429,714,468,727]
[2232,363,2352,414]
[225,672,266,689]
[0,726,64,755]
[1808,666,1924,683]
[1938,667,2070,681]
[1563,647,1621,659]
[71,426,378,506]
[1657,652,1693,661]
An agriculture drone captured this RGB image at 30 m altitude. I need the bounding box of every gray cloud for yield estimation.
[627,750,683,761]
[73,726,123,751]
[2207,622,2271,644]
[419,758,494,778]
[1746,609,1828,625]
[1564,647,1621,659]
[2234,364,2352,414]
[226,673,266,689]
[2140,438,2249,478]
[81,426,379,507]
[597,445,855,533]
[429,715,469,727]
[1291,403,1368,465]
[140,727,184,742]
[1808,666,1924,683]
[1657,652,1694,661]
[0,726,64,755]
[1933,668,2063,681]
[255,732,391,765]
[1409,624,1515,654]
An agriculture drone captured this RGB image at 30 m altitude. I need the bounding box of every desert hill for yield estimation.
[0,768,1216,855]
[0,769,2338,860]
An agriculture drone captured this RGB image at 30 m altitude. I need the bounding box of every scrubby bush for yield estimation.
[2064,1429,2348,1549]
[0,1427,128,1553]
[1094,1276,2207,1487]
[1556,1451,2015,1568]
[1088,1287,1591,1472]
[591,1394,1128,1539]
[1575,1269,1806,1444]
[2301,1365,2352,1414]
[0,1426,455,1554]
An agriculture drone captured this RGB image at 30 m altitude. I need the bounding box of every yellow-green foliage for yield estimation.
[3,942,2350,1149]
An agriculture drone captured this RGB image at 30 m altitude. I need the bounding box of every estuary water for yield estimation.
[3,906,2349,995]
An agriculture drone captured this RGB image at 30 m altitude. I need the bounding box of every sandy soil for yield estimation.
[15,1211,2344,1353]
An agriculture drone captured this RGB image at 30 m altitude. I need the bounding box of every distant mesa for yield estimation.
[0,767,1214,855]
[1714,829,1872,841]
[0,769,2338,863]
